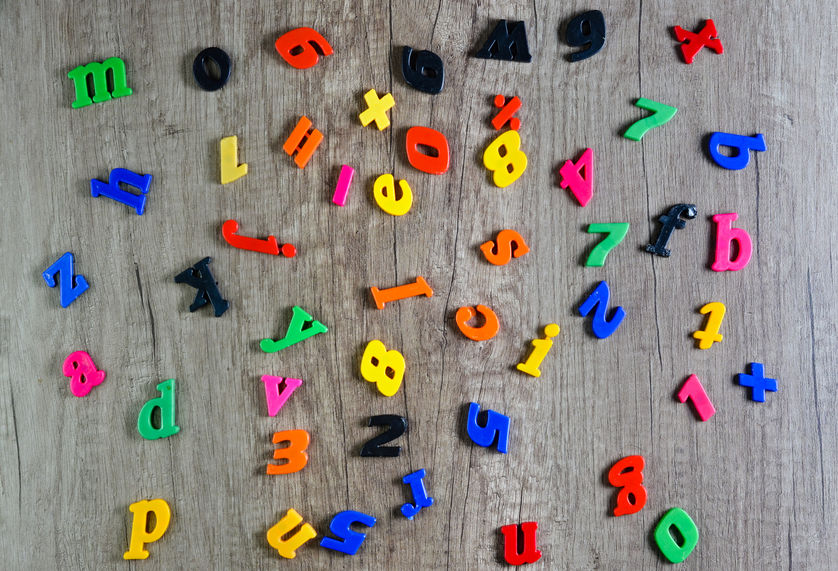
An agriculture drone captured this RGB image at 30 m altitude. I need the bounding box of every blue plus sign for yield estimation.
[738,362,778,402]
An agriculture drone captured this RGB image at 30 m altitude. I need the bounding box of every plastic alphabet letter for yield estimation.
[360,414,408,457]
[401,469,434,519]
[401,46,444,94]
[222,220,281,256]
[466,402,510,453]
[266,508,317,559]
[654,508,699,563]
[370,276,433,309]
[480,229,530,266]
[559,148,594,206]
[193,47,231,91]
[565,11,606,62]
[174,257,229,317]
[645,204,697,257]
[137,379,180,440]
[260,306,327,353]
[319,510,377,555]
[501,522,542,565]
[63,350,106,397]
[123,499,171,560]
[622,98,677,141]
[483,130,528,188]
[360,340,405,397]
[90,168,152,215]
[475,20,532,63]
[261,375,303,417]
[677,374,716,421]
[578,281,625,339]
[358,89,395,131]
[607,455,647,516]
[267,430,310,475]
[405,126,450,175]
[674,20,723,64]
[274,27,333,69]
[332,165,355,206]
[372,174,413,216]
[42,252,89,308]
[219,136,247,184]
[455,305,500,341]
[283,116,323,169]
[711,212,753,271]
[585,223,629,267]
[738,362,778,403]
[516,324,560,378]
[692,301,726,349]
[708,132,766,171]
[68,57,132,108]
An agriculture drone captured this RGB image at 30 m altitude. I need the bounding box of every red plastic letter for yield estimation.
[607,455,647,516]
[275,27,333,69]
[405,126,450,175]
[500,522,542,565]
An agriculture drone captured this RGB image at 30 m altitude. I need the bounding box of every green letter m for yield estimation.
[67,57,132,109]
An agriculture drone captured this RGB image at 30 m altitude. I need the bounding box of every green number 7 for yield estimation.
[585,223,630,267]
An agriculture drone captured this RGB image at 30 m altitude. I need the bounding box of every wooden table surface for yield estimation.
[1,1,835,569]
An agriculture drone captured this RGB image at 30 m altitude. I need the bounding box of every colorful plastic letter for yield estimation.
[261,375,303,417]
[137,379,180,440]
[360,415,407,457]
[370,276,432,309]
[565,11,606,62]
[360,340,405,397]
[466,402,510,453]
[516,324,560,378]
[220,136,247,184]
[401,46,444,94]
[607,455,647,516]
[585,223,629,267]
[283,116,323,169]
[645,204,697,257]
[480,229,529,266]
[578,281,625,339]
[483,130,528,188]
[267,429,310,475]
[193,47,231,91]
[275,27,333,69]
[222,220,281,256]
[372,174,413,216]
[123,499,171,560]
[42,252,89,308]
[267,508,317,559]
[260,306,327,353]
[455,305,500,341]
[63,350,106,397]
[738,362,778,403]
[677,374,716,421]
[68,57,132,108]
[475,20,532,62]
[405,126,450,175]
[674,20,723,64]
[693,302,725,349]
[654,508,699,563]
[90,168,152,215]
[500,522,541,565]
[559,148,594,206]
[622,98,677,141]
[358,89,395,130]
[174,257,229,317]
[491,94,522,131]
[401,469,434,519]
[708,132,766,170]
[332,165,355,206]
[711,212,752,271]
[319,511,376,555]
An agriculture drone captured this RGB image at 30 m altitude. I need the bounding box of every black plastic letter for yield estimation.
[565,11,606,62]
[360,415,407,457]
[475,20,532,63]
[401,47,444,94]
[193,47,231,91]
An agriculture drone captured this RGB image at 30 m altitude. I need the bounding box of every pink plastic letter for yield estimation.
[63,351,106,397]
[261,375,303,417]
[677,374,716,421]
[332,165,355,206]
[711,212,752,272]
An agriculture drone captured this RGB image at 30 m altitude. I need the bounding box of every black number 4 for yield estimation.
[360,415,408,457]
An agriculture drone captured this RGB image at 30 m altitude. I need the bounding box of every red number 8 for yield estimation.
[607,455,647,516]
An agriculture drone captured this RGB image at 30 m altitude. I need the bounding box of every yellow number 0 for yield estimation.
[482,130,528,188]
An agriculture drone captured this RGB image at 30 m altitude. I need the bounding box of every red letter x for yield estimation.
[673,19,723,64]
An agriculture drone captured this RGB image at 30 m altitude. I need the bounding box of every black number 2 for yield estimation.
[360,415,408,457]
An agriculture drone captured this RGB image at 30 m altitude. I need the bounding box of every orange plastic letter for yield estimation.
[267,429,310,475]
[275,27,333,69]
[455,305,500,341]
[370,276,433,309]
[480,229,530,266]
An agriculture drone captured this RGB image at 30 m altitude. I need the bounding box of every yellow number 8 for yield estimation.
[482,130,528,188]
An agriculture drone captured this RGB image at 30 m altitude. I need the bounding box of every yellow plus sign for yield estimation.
[359,89,395,130]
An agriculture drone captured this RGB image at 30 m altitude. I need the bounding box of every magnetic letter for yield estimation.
[90,168,152,215]
[221,220,281,256]
[674,20,723,64]
[692,301,725,349]
[43,252,89,308]
[401,469,434,519]
[275,28,333,69]
[193,47,231,91]
[578,281,625,339]
[283,116,323,169]
[123,499,171,560]
[401,46,444,94]
[480,229,529,266]
[645,204,697,257]
[622,98,677,141]
[455,305,500,341]
[68,57,132,108]
[372,173,413,216]
[360,340,405,397]
[360,415,407,457]
[654,508,699,563]
[137,379,180,440]
[358,89,395,131]
[516,324,560,378]
[738,362,778,403]
[260,306,327,353]
[174,257,229,317]
[711,212,752,271]
[267,508,317,559]
[267,429,310,475]
[405,126,450,175]
[370,276,432,309]
[332,164,355,206]
[475,20,532,62]
[501,522,542,565]
[63,350,106,397]
[585,223,629,267]
[319,510,376,555]
[677,374,716,421]
[607,455,647,516]
[708,132,766,170]
[483,130,528,188]
[565,11,606,62]
[558,147,594,206]
[261,375,303,417]
[466,402,510,453]
[219,136,247,184]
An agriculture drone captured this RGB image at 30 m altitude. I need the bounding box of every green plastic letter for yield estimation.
[260,306,328,353]
[67,57,132,109]
[623,98,677,141]
[138,379,180,440]
[585,223,630,267]
[654,507,699,563]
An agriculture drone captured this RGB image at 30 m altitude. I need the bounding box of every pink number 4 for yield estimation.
[677,374,715,421]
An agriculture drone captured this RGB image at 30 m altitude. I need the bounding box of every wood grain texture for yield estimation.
[0,0,835,568]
